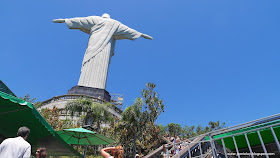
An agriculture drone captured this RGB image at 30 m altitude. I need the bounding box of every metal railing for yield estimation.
[41,94,106,106]
[144,113,280,158]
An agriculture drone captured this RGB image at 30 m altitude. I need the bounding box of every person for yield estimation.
[135,153,140,158]
[0,126,31,158]
[171,135,180,156]
[101,146,124,158]
[174,135,181,142]
[53,13,153,90]
[160,144,170,158]
[35,147,48,158]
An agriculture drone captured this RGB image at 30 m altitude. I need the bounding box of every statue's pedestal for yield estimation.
[67,85,111,102]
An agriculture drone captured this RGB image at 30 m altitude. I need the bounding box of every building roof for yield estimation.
[205,117,280,150]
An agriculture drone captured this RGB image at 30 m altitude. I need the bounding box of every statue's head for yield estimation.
[102,13,111,19]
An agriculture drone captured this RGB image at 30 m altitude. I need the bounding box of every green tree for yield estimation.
[40,106,74,130]
[158,123,166,136]
[20,94,36,103]
[119,83,164,157]
[207,121,226,131]
[20,94,42,109]
[181,121,226,139]
[65,97,114,132]
[121,98,143,156]
[195,125,205,136]
[166,123,182,137]
[183,125,196,138]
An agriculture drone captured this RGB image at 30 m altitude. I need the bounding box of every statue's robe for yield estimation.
[65,16,142,89]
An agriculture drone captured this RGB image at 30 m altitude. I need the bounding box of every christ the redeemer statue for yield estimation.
[53,13,152,89]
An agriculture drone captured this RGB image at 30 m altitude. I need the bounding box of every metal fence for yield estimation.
[146,113,280,158]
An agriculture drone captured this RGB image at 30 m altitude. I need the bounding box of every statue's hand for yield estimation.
[141,34,153,40]
[52,19,65,23]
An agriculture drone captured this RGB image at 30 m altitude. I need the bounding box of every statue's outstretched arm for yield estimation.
[52,19,65,23]
[141,34,153,40]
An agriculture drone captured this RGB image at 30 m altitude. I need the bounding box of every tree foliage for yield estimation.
[164,121,226,139]
[65,97,114,132]
[117,83,164,157]
[19,94,36,103]
[166,123,182,137]
[40,106,74,130]
[20,94,42,109]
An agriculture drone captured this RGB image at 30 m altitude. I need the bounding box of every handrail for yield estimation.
[176,113,280,143]
[210,113,280,136]
[168,120,280,147]
[142,137,173,158]
[41,94,106,105]
[171,136,205,158]
[167,119,280,158]
[143,137,203,158]
[142,146,163,158]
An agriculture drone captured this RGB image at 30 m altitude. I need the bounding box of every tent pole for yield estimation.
[83,145,88,158]
[77,145,79,158]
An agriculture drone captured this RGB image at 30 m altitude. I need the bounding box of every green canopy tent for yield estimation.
[0,80,16,97]
[0,91,81,156]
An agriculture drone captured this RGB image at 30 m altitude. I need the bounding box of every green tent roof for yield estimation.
[205,119,280,150]
[0,91,81,156]
[0,80,16,97]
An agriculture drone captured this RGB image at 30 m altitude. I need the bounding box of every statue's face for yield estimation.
[102,13,110,19]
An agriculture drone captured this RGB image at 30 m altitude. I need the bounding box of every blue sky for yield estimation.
[1,0,280,128]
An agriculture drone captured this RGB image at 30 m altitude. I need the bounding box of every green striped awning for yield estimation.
[205,120,280,150]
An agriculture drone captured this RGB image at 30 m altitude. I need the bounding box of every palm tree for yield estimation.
[65,97,114,132]
[91,102,114,132]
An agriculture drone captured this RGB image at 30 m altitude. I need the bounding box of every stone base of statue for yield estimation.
[67,85,111,102]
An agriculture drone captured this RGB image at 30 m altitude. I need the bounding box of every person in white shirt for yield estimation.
[0,126,31,158]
